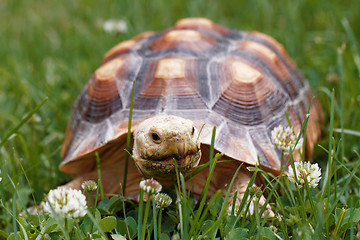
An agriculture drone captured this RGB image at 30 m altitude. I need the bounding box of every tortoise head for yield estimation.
[133,115,201,179]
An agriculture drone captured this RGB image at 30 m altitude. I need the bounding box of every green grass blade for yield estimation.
[173,160,182,202]
[208,126,216,167]
[0,97,47,148]
[188,127,221,237]
[334,208,346,236]
[95,152,105,199]
[258,172,281,220]
[141,197,151,240]
[199,164,242,238]
[196,127,218,203]
[337,44,346,173]
[12,148,40,220]
[175,187,185,238]
[284,110,292,128]
[179,173,189,239]
[16,219,29,240]
[152,198,158,240]
[231,168,259,230]
[318,144,360,184]
[321,89,335,199]
[138,187,144,239]
[123,80,136,195]
[342,18,360,77]
[319,87,340,114]
[325,155,360,221]
[196,190,221,225]
[12,191,17,240]
[333,128,360,137]
[185,159,231,182]
[86,210,109,240]
[189,154,221,237]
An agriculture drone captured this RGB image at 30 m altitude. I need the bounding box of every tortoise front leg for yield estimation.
[228,168,275,218]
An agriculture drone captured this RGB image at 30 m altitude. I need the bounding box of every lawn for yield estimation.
[1,0,360,239]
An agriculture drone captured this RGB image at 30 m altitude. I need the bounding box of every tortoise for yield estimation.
[60,18,322,215]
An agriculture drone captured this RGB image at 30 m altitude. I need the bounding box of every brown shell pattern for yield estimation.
[61,18,322,175]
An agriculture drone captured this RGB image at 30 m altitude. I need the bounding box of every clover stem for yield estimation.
[158,207,163,237]
[141,195,151,239]
[64,218,68,234]
[152,198,158,240]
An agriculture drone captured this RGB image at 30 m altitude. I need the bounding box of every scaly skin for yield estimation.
[133,115,201,178]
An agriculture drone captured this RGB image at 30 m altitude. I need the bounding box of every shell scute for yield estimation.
[174,18,229,35]
[211,55,289,126]
[249,126,281,170]
[132,56,207,111]
[103,31,155,62]
[80,59,125,123]
[151,29,218,53]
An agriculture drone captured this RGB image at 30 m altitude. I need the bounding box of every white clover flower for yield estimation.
[154,193,172,208]
[271,125,303,152]
[43,188,87,218]
[81,180,97,192]
[287,162,321,188]
[140,178,162,195]
[0,169,2,182]
[103,19,128,33]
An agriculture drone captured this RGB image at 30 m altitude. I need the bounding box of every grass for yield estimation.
[1,0,360,238]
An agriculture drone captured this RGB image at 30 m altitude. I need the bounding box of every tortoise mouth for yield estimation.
[133,149,201,179]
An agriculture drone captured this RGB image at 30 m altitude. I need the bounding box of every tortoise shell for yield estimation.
[60,18,322,180]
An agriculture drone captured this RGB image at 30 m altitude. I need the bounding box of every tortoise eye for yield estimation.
[151,132,161,143]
